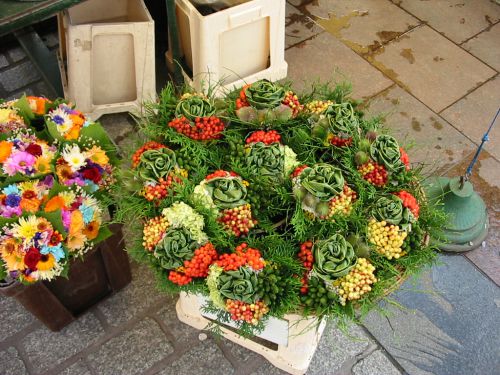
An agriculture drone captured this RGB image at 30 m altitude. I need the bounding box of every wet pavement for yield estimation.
[1,1,499,374]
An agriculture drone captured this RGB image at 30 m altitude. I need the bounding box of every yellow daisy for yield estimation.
[35,156,53,175]
[12,216,39,240]
[59,191,76,206]
[18,181,38,194]
[0,239,25,272]
[85,146,109,166]
[36,253,56,271]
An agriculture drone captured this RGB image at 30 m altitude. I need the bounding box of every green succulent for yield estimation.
[246,142,285,180]
[313,234,357,282]
[324,102,359,135]
[245,80,285,110]
[218,267,259,303]
[205,176,248,209]
[137,147,176,182]
[371,195,404,225]
[370,135,404,172]
[300,164,345,201]
[175,95,215,121]
[154,227,197,269]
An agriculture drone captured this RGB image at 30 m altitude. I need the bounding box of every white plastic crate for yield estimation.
[166,0,287,95]
[176,292,326,375]
[59,0,156,120]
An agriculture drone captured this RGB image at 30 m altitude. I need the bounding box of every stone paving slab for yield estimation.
[0,347,27,375]
[305,0,419,51]
[395,0,500,44]
[441,75,500,161]
[368,25,496,113]
[363,85,475,173]
[0,294,35,343]
[352,349,401,375]
[285,3,323,49]
[285,32,393,99]
[462,23,500,72]
[442,150,500,286]
[363,254,500,375]
[57,360,92,375]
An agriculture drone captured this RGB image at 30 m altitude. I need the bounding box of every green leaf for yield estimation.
[13,95,35,124]
[39,210,67,236]
[0,260,7,280]
[91,225,113,245]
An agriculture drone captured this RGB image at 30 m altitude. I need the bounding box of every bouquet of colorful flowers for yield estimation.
[0,95,118,284]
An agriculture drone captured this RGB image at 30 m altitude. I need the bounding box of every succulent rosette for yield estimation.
[0,215,67,283]
[0,177,54,218]
[246,142,285,181]
[235,80,302,123]
[0,130,56,179]
[168,93,224,140]
[194,171,256,236]
[137,147,177,182]
[154,227,198,269]
[207,243,268,324]
[312,234,357,283]
[55,143,114,192]
[370,135,405,173]
[293,163,356,219]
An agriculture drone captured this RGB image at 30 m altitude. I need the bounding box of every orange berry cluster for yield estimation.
[235,84,250,109]
[324,185,357,219]
[206,170,238,181]
[357,161,388,187]
[132,141,165,167]
[168,270,192,285]
[218,204,257,237]
[282,91,303,117]
[246,130,281,145]
[142,215,170,251]
[291,165,308,178]
[298,241,314,293]
[400,147,410,170]
[168,116,224,140]
[395,190,420,218]
[142,175,176,201]
[183,243,218,277]
[216,243,265,271]
[226,299,269,325]
[330,134,353,147]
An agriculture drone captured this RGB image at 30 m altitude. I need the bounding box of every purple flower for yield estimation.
[62,209,71,230]
[2,151,36,176]
[1,206,22,218]
[40,175,54,189]
[5,194,21,207]
[52,115,65,125]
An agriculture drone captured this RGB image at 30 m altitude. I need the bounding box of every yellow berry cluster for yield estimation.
[325,185,357,219]
[357,162,375,175]
[367,219,407,259]
[176,167,188,178]
[142,216,170,251]
[333,258,377,305]
[305,100,334,114]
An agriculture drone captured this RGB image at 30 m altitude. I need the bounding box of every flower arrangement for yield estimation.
[0,95,118,284]
[116,79,444,334]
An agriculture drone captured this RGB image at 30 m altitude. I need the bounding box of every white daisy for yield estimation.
[62,144,86,171]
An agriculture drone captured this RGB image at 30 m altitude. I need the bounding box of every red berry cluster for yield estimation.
[395,190,420,218]
[235,85,250,109]
[226,299,269,325]
[143,175,178,201]
[330,135,353,147]
[282,91,303,117]
[298,241,314,293]
[291,165,308,179]
[246,130,281,145]
[183,243,218,277]
[218,204,257,237]
[400,147,410,170]
[168,270,192,285]
[358,161,388,187]
[216,243,265,271]
[168,116,224,140]
[132,141,166,167]
[206,170,239,181]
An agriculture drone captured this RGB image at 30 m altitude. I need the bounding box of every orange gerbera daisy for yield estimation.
[67,232,86,251]
[0,239,25,272]
[69,210,84,236]
[44,196,66,212]
[56,163,73,182]
[35,156,52,175]
[36,253,56,271]
[64,125,81,140]
[27,96,50,115]
[83,220,100,240]
[20,197,41,213]
[0,141,13,163]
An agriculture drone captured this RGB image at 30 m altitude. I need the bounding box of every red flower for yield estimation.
[400,148,410,170]
[25,144,43,157]
[82,167,102,183]
[49,231,63,246]
[24,247,41,270]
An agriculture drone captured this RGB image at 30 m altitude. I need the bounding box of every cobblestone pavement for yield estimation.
[1,1,499,374]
